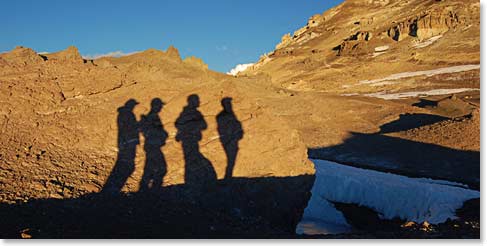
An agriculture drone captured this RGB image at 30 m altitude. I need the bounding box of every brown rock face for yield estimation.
[385,8,463,42]
[334,31,373,56]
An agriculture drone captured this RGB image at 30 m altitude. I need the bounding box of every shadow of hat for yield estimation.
[125,99,140,107]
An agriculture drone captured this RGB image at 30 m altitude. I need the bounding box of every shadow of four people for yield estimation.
[102,94,243,193]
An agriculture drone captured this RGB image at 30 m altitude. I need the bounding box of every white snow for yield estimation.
[413,35,443,48]
[297,159,479,235]
[227,63,254,76]
[374,45,390,52]
[359,64,480,85]
[364,88,480,100]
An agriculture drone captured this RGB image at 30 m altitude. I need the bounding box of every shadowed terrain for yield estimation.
[0,176,314,239]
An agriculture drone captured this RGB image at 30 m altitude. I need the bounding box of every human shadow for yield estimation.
[0,97,317,238]
[101,99,140,194]
[139,98,168,192]
[216,97,243,180]
[175,94,217,188]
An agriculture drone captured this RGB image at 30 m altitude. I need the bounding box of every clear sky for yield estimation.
[1,0,343,72]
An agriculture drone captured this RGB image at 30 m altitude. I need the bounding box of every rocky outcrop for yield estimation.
[275,14,326,50]
[415,9,462,40]
[276,33,293,50]
[183,56,208,70]
[165,45,182,62]
[307,14,325,28]
[334,7,467,56]
[334,31,373,56]
[385,8,463,41]
[0,46,44,66]
[45,46,84,63]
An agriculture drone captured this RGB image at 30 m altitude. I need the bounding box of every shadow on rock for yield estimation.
[216,97,243,180]
[175,94,217,189]
[101,99,140,194]
[0,176,314,238]
[139,98,168,192]
[379,113,449,134]
[309,132,479,188]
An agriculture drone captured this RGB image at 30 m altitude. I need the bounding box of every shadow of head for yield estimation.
[221,97,233,112]
[120,99,139,111]
[187,94,200,108]
[150,98,165,113]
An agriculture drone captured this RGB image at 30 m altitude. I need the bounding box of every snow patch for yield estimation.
[413,35,443,48]
[227,63,254,76]
[297,159,479,235]
[359,64,480,85]
[374,45,389,52]
[364,88,479,100]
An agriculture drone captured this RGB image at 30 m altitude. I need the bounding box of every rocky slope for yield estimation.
[241,0,479,95]
[0,45,319,237]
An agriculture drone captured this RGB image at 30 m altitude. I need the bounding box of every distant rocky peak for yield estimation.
[165,45,181,61]
[183,56,208,70]
[45,46,83,63]
[0,46,44,65]
[11,46,39,56]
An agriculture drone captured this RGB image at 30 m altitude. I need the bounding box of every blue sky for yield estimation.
[1,0,342,72]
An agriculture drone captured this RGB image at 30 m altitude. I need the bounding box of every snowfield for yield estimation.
[413,35,443,48]
[359,64,480,85]
[364,88,480,100]
[297,159,480,235]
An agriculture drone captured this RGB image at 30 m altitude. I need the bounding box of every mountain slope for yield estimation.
[241,0,480,95]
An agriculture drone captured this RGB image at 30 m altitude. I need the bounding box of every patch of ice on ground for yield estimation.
[227,63,254,76]
[375,45,390,52]
[341,93,359,96]
[297,159,479,235]
[369,81,397,86]
[372,46,389,57]
[413,35,443,48]
[364,88,479,100]
[296,198,352,235]
[359,64,480,85]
